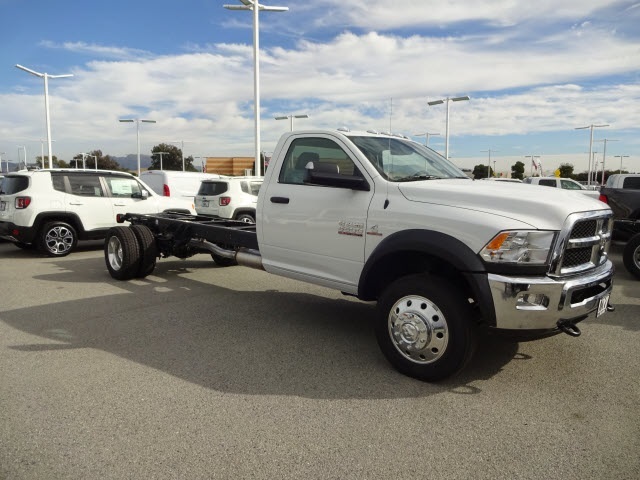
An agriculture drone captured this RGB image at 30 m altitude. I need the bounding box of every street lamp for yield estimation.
[615,155,630,174]
[0,152,6,173]
[413,132,440,147]
[274,114,309,131]
[170,140,192,171]
[575,124,609,186]
[481,149,499,178]
[87,155,98,170]
[596,138,618,186]
[17,146,27,170]
[15,64,73,169]
[224,0,289,176]
[154,151,169,170]
[119,118,156,176]
[427,96,469,160]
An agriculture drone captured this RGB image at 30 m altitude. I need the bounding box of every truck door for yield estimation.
[260,135,374,292]
[103,174,157,219]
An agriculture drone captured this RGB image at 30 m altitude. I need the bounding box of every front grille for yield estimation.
[551,213,612,276]
[570,220,597,239]
[563,247,593,268]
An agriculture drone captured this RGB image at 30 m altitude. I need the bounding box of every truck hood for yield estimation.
[398,179,610,230]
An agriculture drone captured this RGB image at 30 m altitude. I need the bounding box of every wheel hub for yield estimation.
[107,236,124,271]
[389,295,449,364]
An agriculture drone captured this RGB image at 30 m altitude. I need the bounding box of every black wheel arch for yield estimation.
[233,208,256,219]
[33,212,88,239]
[358,229,496,326]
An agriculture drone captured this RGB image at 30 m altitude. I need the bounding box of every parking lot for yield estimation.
[1,240,638,479]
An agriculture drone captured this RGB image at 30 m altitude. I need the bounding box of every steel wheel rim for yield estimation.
[107,236,124,271]
[388,294,449,364]
[45,226,74,254]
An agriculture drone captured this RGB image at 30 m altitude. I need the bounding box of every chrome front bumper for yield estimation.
[487,260,614,331]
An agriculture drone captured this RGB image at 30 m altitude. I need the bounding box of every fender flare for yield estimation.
[358,229,496,326]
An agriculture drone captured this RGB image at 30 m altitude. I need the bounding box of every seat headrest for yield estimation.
[296,152,320,169]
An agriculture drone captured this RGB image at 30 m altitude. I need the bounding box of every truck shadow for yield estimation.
[3,256,523,399]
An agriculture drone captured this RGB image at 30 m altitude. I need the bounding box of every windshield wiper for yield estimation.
[395,173,443,182]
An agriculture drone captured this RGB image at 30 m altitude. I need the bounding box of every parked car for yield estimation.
[195,176,263,223]
[139,170,225,200]
[0,169,196,256]
[523,176,600,199]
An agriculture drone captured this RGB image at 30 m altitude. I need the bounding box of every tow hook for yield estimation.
[557,320,581,337]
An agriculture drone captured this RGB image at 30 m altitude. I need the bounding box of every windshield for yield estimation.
[347,135,468,182]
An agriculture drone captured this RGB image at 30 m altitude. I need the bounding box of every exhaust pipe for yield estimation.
[188,239,264,271]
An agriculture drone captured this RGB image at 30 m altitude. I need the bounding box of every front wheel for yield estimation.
[623,233,640,279]
[38,221,77,257]
[375,274,477,382]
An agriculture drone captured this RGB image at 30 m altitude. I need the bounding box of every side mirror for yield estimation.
[132,189,149,200]
[306,168,370,191]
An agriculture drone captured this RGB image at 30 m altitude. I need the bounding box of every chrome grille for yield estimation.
[550,212,613,277]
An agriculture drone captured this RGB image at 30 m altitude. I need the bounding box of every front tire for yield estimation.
[104,227,140,280]
[38,221,77,257]
[375,274,477,382]
[623,233,640,279]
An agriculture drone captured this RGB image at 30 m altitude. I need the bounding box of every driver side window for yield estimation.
[279,137,358,185]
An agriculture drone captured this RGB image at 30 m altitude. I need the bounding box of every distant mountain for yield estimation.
[114,154,152,171]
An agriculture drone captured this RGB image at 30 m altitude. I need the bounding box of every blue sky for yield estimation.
[1,0,639,175]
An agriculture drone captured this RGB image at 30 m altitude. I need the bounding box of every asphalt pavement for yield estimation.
[1,240,638,480]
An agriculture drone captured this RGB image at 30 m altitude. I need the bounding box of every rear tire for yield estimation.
[375,274,477,382]
[623,233,640,279]
[38,221,77,257]
[104,227,140,280]
[130,225,157,278]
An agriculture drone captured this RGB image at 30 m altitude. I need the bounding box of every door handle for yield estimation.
[113,203,127,206]
[270,196,289,204]
[68,202,83,205]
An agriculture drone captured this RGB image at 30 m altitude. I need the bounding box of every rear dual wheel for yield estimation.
[623,233,640,279]
[105,225,157,280]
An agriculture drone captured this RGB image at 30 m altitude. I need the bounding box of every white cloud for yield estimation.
[39,40,154,61]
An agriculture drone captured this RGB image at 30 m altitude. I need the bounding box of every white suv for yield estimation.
[0,169,196,256]
[195,176,263,223]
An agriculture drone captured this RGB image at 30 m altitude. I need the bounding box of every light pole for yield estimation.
[88,155,98,170]
[596,138,618,186]
[481,149,499,178]
[170,140,192,171]
[275,114,309,131]
[413,132,440,147]
[575,124,609,186]
[224,0,289,176]
[119,118,156,176]
[154,151,169,170]
[615,155,630,174]
[427,96,469,160]
[17,146,27,170]
[15,64,73,169]
[0,152,6,173]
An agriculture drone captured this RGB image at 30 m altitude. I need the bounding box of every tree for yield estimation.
[558,163,574,178]
[472,164,492,179]
[36,155,67,168]
[511,161,525,180]
[149,144,196,171]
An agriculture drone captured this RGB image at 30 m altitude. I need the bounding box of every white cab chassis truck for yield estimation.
[104,130,615,381]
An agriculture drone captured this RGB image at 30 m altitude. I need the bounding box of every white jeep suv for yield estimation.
[195,176,263,223]
[0,169,196,256]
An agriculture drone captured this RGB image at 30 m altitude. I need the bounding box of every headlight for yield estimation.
[480,231,556,265]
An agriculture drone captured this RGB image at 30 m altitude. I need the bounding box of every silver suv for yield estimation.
[0,169,196,256]
[195,176,263,223]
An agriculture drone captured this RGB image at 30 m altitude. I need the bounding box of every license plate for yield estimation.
[0,201,6,211]
[596,294,610,318]
[202,200,209,207]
